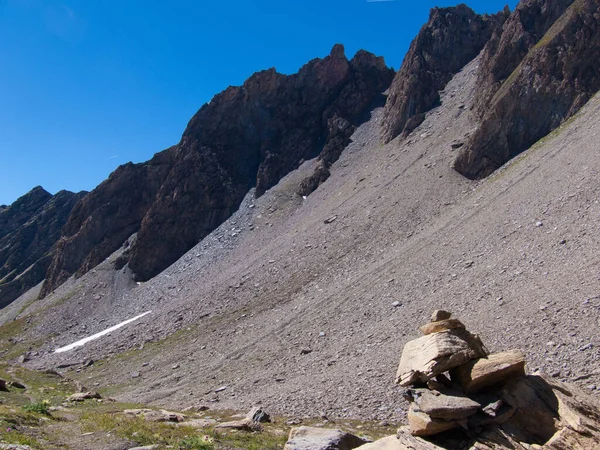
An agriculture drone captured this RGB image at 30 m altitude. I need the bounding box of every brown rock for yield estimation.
[396,329,488,386]
[407,406,463,437]
[430,310,451,322]
[395,427,446,449]
[67,391,102,402]
[355,435,409,449]
[284,426,367,450]
[0,379,7,392]
[451,350,526,394]
[409,388,481,420]
[215,418,259,431]
[419,319,465,335]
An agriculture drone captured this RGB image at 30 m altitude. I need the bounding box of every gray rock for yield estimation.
[284,426,367,450]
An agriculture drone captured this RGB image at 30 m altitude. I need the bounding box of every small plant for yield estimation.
[23,400,51,416]
[175,435,215,450]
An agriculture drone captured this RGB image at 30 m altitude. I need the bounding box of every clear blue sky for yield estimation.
[0,0,517,205]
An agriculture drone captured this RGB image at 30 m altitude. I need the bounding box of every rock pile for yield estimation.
[392,310,600,449]
[283,310,600,449]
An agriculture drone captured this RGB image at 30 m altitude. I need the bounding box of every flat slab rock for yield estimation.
[410,388,481,419]
[419,319,465,335]
[451,350,526,394]
[396,329,488,386]
[407,406,464,437]
[284,426,367,450]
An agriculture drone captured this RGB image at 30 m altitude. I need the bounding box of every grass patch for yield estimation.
[23,400,51,416]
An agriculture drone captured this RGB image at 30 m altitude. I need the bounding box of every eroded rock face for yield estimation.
[381,5,508,143]
[454,0,600,178]
[42,45,393,292]
[0,187,86,307]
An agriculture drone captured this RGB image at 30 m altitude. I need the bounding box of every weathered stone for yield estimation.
[0,379,7,392]
[451,350,526,394]
[67,391,102,402]
[215,418,259,431]
[409,388,480,419]
[419,319,465,336]
[395,427,446,449]
[284,426,367,450]
[8,381,26,389]
[501,374,600,448]
[355,435,407,449]
[407,406,463,437]
[245,406,271,423]
[396,329,488,386]
[430,310,451,322]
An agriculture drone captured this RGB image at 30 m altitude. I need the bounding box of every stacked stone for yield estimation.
[395,310,526,437]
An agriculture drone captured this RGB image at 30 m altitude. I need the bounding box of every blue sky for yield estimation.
[0,0,517,205]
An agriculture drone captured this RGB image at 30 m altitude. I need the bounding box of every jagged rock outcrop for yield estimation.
[41,45,393,293]
[381,5,508,143]
[0,187,86,307]
[454,0,600,178]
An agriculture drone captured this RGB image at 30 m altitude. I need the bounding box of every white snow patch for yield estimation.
[54,311,152,353]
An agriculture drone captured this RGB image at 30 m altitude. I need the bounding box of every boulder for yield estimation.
[395,329,488,386]
[284,426,367,450]
[0,379,7,392]
[451,350,526,394]
[245,406,271,423]
[409,388,480,420]
[419,319,465,335]
[355,435,407,449]
[67,391,102,402]
[215,418,259,431]
[430,310,451,322]
[407,406,463,437]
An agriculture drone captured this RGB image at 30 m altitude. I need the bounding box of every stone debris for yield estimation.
[66,391,102,402]
[376,311,600,448]
[284,426,367,450]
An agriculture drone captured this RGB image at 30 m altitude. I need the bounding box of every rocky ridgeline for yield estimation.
[282,311,600,450]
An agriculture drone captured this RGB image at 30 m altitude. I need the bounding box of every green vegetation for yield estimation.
[23,400,51,416]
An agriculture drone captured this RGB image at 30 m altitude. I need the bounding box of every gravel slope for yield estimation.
[7,55,600,422]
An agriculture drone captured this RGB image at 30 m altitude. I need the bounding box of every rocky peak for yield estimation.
[454,0,600,178]
[0,186,52,240]
[0,187,86,308]
[380,4,507,143]
[41,46,394,293]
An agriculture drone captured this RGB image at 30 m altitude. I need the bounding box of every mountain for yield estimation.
[40,45,394,297]
[1,0,600,446]
[0,187,86,308]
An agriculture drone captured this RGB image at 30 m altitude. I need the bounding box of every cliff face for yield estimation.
[0,187,86,307]
[455,0,600,178]
[41,45,394,293]
[380,4,508,143]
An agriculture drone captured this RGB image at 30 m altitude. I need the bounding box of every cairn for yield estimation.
[392,310,600,449]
